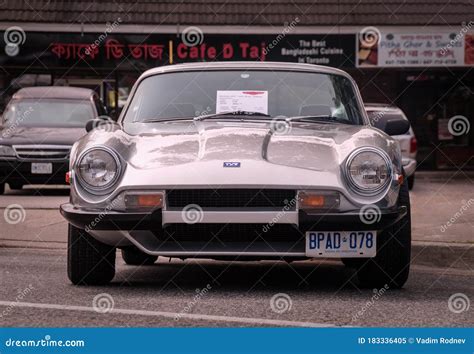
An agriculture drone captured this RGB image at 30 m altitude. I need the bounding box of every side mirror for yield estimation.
[85,116,118,133]
[370,116,410,136]
[384,119,410,136]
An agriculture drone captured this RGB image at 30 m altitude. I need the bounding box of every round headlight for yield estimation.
[345,148,391,196]
[76,147,121,191]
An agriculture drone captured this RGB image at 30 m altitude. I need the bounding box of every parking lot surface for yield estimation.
[0,248,472,327]
[0,173,473,327]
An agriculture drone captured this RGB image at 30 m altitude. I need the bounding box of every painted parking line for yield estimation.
[0,301,336,327]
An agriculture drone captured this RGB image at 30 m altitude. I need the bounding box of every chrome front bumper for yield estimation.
[60,203,406,257]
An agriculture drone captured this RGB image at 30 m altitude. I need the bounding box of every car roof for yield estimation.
[12,86,96,100]
[139,61,353,80]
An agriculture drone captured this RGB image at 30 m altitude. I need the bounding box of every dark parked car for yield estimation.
[0,86,106,194]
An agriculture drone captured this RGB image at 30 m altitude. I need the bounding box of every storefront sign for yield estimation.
[0,32,355,70]
[358,31,474,67]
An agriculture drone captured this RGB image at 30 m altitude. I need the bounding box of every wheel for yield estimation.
[67,224,116,285]
[407,174,415,190]
[121,246,158,265]
[8,182,23,190]
[0,183,4,195]
[356,178,411,289]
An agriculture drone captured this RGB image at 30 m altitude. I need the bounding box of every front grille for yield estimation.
[13,145,71,160]
[166,189,296,208]
[156,223,304,243]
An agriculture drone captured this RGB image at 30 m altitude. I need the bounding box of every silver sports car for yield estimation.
[60,62,411,288]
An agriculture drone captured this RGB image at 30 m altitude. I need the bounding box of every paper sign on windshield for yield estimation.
[216,90,268,114]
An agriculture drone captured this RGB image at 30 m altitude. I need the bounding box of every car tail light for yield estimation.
[298,191,340,211]
[410,137,417,153]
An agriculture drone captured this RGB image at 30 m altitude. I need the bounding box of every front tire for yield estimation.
[121,246,158,265]
[356,179,411,289]
[67,224,116,285]
[407,174,415,190]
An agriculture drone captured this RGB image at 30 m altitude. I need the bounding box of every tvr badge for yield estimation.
[223,162,241,168]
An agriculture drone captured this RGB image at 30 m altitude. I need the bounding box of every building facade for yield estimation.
[0,1,473,169]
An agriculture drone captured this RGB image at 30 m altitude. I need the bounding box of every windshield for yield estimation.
[2,99,95,127]
[123,70,363,124]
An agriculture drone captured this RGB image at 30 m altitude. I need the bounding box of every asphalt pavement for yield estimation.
[0,172,473,327]
[0,248,472,327]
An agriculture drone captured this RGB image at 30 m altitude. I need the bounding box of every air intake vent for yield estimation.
[166,189,297,208]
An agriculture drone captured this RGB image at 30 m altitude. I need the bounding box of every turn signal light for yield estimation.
[298,191,340,210]
[124,192,164,211]
[398,174,404,185]
[65,171,71,184]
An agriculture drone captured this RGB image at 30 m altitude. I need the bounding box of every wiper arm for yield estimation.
[284,115,353,125]
[139,112,270,123]
[141,117,194,123]
[194,111,271,121]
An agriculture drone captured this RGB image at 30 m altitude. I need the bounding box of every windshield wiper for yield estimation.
[141,117,195,123]
[284,115,354,125]
[194,111,271,121]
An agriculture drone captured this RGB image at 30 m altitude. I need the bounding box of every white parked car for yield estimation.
[365,104,417,189]
[61,62,412,288]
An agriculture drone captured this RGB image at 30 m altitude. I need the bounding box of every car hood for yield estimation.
[0,126,86,146]
[77,120,398,172]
